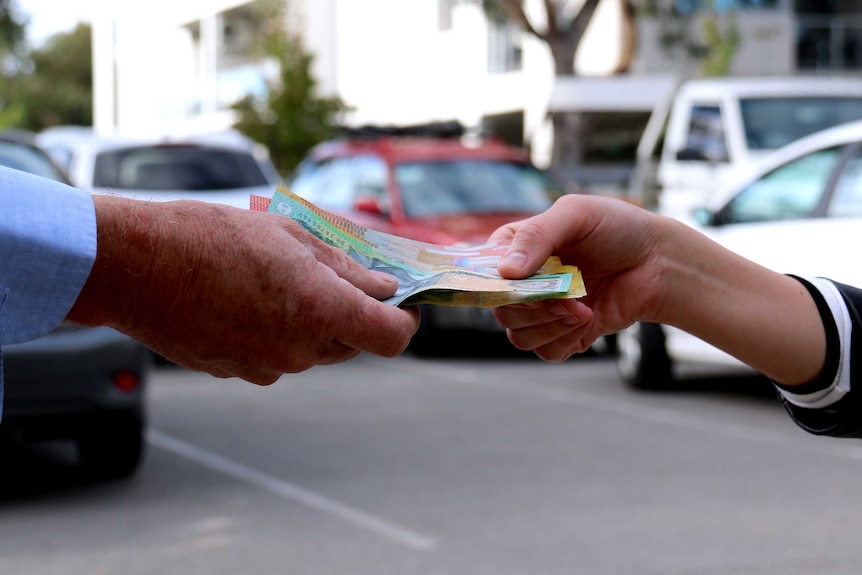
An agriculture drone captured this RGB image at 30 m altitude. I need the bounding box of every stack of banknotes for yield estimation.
[251,187,586,308]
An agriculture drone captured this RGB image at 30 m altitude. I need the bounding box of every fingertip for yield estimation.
[370,269,399,285]
[367,301,422,357]
[497,250,532,279]
[496,221,555,278]
[369,270,400,296]
[397,305,421,339]
[500,250,528,270]
[571,299,594,324]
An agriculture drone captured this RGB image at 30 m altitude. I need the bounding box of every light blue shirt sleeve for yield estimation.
[0,166,97,420]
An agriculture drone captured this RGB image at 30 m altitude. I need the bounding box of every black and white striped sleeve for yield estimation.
[773,276,862,438]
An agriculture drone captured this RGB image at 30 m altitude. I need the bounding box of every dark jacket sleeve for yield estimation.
[776,278,862,438]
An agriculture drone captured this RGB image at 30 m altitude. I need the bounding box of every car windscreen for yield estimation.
[394,160,561,218]
[93,145,271,191]
[0,140,67,182]
[740,97,862,151]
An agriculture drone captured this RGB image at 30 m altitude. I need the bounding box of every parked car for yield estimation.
[0,129,73,181]
[617,119,862,389]
[287,121,565,353]
[35,125,105,179]
[0,130,153,480]
[629,76,862,218]
[37,127,282,208]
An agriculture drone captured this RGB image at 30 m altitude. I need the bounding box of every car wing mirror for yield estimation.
[355,196,386,215]
[675,147,729,163]
[692,206,719,226]
[675,148,709,161]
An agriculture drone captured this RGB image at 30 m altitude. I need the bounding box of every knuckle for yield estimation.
[514,221,549,246]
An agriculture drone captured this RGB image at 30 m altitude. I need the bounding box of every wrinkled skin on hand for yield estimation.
[489,194,663,363]
[68,196,420,385]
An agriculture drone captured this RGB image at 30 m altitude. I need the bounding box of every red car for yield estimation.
[288,122,565,353]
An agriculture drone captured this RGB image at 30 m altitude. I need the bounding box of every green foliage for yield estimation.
[637,0,741,76]
[232,0,349,175]
[700,11,740,76]
[0,0,26,60]
[478,0,508,24]
[11,23,93,130]
[0,0,28,129]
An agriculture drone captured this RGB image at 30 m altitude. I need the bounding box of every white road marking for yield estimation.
[384,358,862,463]
[147,429,438,552]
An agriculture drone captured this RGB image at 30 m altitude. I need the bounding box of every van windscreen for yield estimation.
[740,97,862,151]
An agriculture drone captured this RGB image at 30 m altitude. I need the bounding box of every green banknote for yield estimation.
[266,186,586,307]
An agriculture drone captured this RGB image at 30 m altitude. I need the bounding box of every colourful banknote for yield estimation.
[258,187,586,307]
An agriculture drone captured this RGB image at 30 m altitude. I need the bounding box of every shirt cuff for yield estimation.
[0,168,96,344]
[773,276,850,409]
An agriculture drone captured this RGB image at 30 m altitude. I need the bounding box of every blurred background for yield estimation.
[6,0,850,190]
[6,2,862,574]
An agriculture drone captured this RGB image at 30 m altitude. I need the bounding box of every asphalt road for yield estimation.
[4,348,862,575]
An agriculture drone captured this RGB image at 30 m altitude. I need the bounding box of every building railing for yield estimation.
[795,14,862,71]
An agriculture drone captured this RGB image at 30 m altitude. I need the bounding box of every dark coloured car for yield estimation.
[0,130,152,480]
[288,122,564,353]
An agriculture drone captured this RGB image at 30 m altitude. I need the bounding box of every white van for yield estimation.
[630,76,862,219]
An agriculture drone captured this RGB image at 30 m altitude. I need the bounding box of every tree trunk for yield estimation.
[487,0,628,170]
[546,1,638,171]
[550,110,591,169]
[612,0,637,75]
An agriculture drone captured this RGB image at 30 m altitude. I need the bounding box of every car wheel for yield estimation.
[77,410,145,481]
[616,322,673,390]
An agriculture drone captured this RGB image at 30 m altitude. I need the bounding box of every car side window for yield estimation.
[289,159,329,204]
[290,157,355,210]
[352,155,389,210]
[681,105,729,162]
[721,147,843,224]
[828,149,862,218]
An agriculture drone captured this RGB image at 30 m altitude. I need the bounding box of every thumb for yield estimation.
[496,220,555,279]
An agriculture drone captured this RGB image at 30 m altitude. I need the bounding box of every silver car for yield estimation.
[37,127,282,208]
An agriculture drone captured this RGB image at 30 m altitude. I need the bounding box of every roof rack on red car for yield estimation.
[336,120,466,140]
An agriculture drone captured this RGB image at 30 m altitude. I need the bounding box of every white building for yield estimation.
[90,0,862,170]
[92,1,552,147]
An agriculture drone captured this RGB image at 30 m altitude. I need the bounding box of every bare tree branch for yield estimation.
[612,0,637,74]
[542,0,558,35]
[493,0,546,40]
[570,0,602,43]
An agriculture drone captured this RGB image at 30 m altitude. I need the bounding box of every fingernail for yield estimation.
[563,316,581,326]
[502,251,528,269]
[371,270,397,284]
